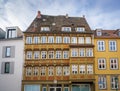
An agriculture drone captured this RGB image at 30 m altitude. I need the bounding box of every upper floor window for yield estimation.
[97,41,105,51]
[33,67,39,76]
[72,65,78,74]
[86,37,91,44]
[48,36,54,43]
[63,66,70,76]
[5,47,11,57]
[48,51,54,59]
[48,66,54,76]
[62,27,71,32]
[7,29,16,38]
[97,30,102,36]
[79,48,85,57]
[56,66,62,76]
[98,58,106,69]
[111,76,118,89]
[40,67,46,76]
[109,41,117,51]
[78,37,84,44]
[98,76,107,89]
[56,51,62,59]
[26,37,32,44]
[63,37,70,43]
[71,49,78,57]
[86,48,93,57]
[71,37,77,44]
[34,36,39,44]
[56,36,62,43]
[41,36,47,43]
[110,58,118,69]
[87,65,93,74]
[79,65,85,74]
[41,27,50,31]
[63,51,69,59]
[26,67,32,76]
[26,51,32,59]
[76,27,85,32]
[34,51,39,59]
[41,51,47,59]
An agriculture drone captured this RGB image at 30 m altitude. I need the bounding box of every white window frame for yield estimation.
[63,37,70,43]
[40,67,46,76]
[63,51,69,59]
[79,48,85,57]
[86,48,93,57]
[56,36,62,43]
[98,58,106,69]
[62,27,71,32]
[78,37,84,44]
[72,65,78,74]
[41,36,47,43]
[97,41,105,51]
[48,51,54,59]
[98,76,107,89]
[41,27,50,31]
[26,51,32,59]
[56,51,62,59]
[109,40,117,51]
[48,36,54,43]
[48,66,54,76]
[33,67,39,76]
[85,37,91,44]
[111,76,118,89]
[63,66,70,76]
[110,58,118,69]
[26,37,32,44]
[5,47,11,57]
[97,30,102,36]
[79,65,85,74]
[34,36,39,44]
[26,67,32,76]
[71,49,78,57]
[76,27,85,32]
[71,37,77,44]
[56,66,62,76]
[41,51,47,59]
[87,65,93,74]
[34,51,39,59]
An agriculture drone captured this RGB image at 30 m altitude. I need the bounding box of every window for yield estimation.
[71,49,78,57]
[76,27,85,32]
[78,37,84,44]
[63,51,69,59]
[26,51,32,59]
[40,67,46,76]
[43,86,47,91]
[79,48,85,57]
[5,47,11,57]
[64,87,69,91]
[71,37,77,44]
[33,67,39,76]
[4,62,10,73]
[26,67,32,76]
[85,37,91,44]
[34,51,39,59]
[87,65,93,74]
[24,85,40,91]
[41,27,50,31]
[79,65,85,74]
[86,48,93,57]
[41,36,47,43]
[111,76,118,89]
[97,41,105,51]
[26,37,32,44]
[98,76,106,89]
[72,65,78,74]
[97,30,102,36]
[56,66,62,76]
[48,36,54,43]
[34,36,39,44]
[109,41,117,51]
[7,29,16,38]
[63,66,70,76]
[98,58,106,69]
[48,66,54,76]
[56,51,62,59]
[41,51,47,59]
[63,37,70,43]
[62,27,71,32]
[110,58,118,69]
[48,51,54,59]
[56,36,62,43]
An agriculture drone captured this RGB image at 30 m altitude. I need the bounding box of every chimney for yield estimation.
[83,15,85,18]
[66,14,68,18]
[37,11,41,18]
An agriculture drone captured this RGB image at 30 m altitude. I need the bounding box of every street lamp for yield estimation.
[115,77,118,91]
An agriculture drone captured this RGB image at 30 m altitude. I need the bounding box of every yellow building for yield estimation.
[22,11,95,91]
[94,29,120,91]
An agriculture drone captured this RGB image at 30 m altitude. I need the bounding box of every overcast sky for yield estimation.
[0,0,120,31]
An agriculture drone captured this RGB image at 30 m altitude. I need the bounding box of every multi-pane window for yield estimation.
[86,48,93,57]
[97,41,105,51]
[79,65,85,74]
[33,67,39,76]
[41,27,50,31]
[87,65,93,74]
[56,51,62,59]
[72,65,78,74]
[98,76,107,89]
[41,36,47,43]
[24,85,40,91]
[56,66,62,76]
[4,62,10,73]
[34,51,39,59]
[26,37,32,44]
[48,51,54,59]
[110,58,118,69]
[26,67,32,76]
[5,47,11,57]
[109,41,117,51]
[26,51,32,59]
[62,27,71,32]
[48,36,54,43]
[41,51,47,59]
[63,37,70,43]
[33,36,39,44]
[86,37,91,44]
[111,76,118,89]
[76,27,85,32]
[71,49,78,57]
[97,30,102,36]
[56,36,62,43]
[98,58,106,69]
[79,48,85,57]
[63,51,69,59]
[63,66,70,76]
[48,66,54,76]
[78,37,84,44]
[7,29,16,38]
[40,67,46,76]
[71,37,77,44]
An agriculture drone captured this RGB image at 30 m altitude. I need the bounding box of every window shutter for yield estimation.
[10,62,14,74]
[11,46,15,58]
[1,62,5,74]
[2,46,6,58]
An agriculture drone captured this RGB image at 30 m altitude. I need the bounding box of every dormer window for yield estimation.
[62,27,71,32]
[97,30,102,36]
[118,31,120,36]
[41,27,50,31]
[76,27,85,32]
[7,29,16,38]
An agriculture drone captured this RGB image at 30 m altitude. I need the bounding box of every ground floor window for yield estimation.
[72,84,90,91]
[24,85,40,91]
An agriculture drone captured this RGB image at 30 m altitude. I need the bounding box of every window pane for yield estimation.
[5,62,10,73]
[6,47,11,57]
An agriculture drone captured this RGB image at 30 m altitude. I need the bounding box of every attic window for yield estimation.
[97,30,102,36]
[41,27,50,31]
[76,27,85,32]
[62,27,71,32]
[118,31,120,36]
